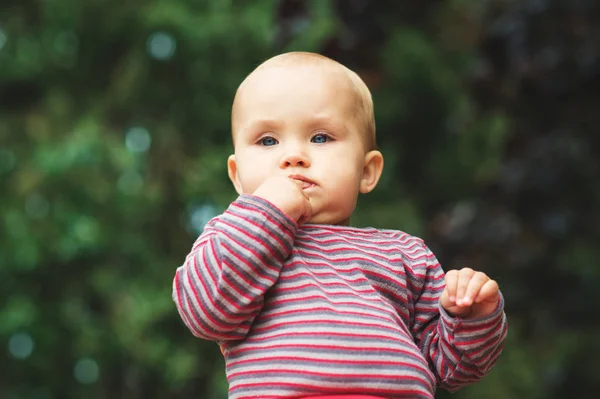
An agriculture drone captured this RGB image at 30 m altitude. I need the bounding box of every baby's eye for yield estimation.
[260,137,278,146]
[311,133,329,144]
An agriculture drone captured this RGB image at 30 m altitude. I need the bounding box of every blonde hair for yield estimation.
[232,52,377,150]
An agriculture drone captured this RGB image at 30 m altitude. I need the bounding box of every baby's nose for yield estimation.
[280,151,310,168]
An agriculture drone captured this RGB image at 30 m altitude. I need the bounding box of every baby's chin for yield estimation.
[304,213,351,226]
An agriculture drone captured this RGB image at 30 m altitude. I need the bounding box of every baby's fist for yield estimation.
[440,268,500,319]
[252,176,312,224]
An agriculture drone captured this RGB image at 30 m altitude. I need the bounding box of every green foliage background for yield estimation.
[1,1,599,398]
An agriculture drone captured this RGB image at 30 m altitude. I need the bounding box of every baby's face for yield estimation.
[228,64,378,225]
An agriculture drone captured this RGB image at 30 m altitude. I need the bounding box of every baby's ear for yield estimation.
[360,150,384,194]
[227,155,244,195]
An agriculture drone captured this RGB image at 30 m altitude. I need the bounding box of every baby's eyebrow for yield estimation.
[306,115,348,134]
[306,114,336,125]
[241,115,349,137]
[244,118,281,132]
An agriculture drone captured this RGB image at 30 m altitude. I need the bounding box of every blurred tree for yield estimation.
[0,0,598,398]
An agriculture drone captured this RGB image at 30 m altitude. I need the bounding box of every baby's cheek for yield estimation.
[331,182,359,206]
[241,172,268,195]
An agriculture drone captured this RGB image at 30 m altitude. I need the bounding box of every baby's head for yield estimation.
[227,52,384,225]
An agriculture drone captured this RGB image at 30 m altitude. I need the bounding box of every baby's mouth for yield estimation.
[289,174,316,189]
[297,180,314,189]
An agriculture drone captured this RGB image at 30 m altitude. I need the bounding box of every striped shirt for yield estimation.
[173,195,507,399]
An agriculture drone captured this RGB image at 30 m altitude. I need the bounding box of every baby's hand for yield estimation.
[252,176,313,224]
[440,268,500,319]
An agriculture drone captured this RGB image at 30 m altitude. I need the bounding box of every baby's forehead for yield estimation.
[248,59,352,89]
[235,59,364,111]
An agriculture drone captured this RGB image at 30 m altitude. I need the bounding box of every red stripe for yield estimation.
[277,275,375,292]
[230,368,431,384]
[229,343,427,365]
[457,315,504,333]
[251,318,406,336]
[229,355,426,369]
[273,280,406,303]
[262,305,396,324]
[266,294,405,316]
[241,331,420,353]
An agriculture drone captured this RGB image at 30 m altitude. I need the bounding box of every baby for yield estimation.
[173,52,507,399]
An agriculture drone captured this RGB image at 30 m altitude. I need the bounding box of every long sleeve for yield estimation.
[172,194,297,342]
[408,242,508,391]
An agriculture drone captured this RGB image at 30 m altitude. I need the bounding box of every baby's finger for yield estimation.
[301,199,313,224]
[475,279,499,303]
[455,268,475,305]
[444,270,459,303]
[460,271,489,306]
[292,178,305,190]
[292,179,312,201]
[296,189,313,224]
[301,188,310,200]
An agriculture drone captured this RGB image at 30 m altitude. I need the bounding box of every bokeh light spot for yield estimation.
[74,358,100,384]
[8,332,34,360]
[146,32,176,61]
[125,126,151,153]
[73,217,99,244]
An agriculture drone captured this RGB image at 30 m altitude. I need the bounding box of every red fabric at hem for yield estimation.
[301,396,387,399]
